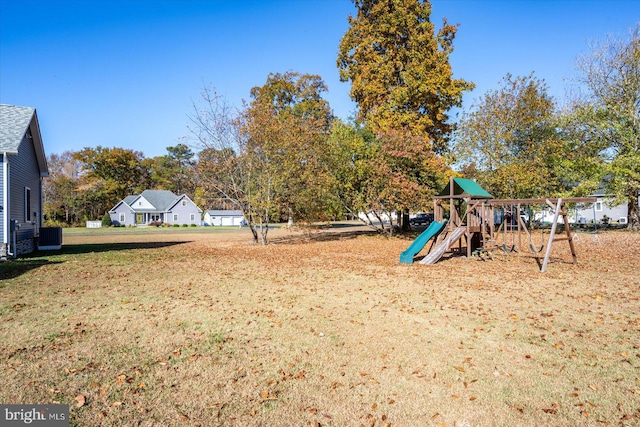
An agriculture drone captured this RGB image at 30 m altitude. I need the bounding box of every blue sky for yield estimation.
[1,0,638,159]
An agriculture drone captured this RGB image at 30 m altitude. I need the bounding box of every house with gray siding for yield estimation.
[575,192,638,226]
[109,190,202,226]
[0,104,49,257]
[533,192,638,226]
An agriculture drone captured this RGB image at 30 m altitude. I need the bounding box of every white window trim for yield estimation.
[595,201,602,212]
[119,213,125,222]
[173,214,178,222]
[190,213,195,221]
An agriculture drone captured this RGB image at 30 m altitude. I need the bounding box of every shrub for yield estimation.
[190,224,197,227]
[182,224,188,227]
[173,224,180,228]
[101,213,112,227]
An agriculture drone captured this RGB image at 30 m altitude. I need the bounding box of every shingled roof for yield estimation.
[0,104,48,176]
[139,190,181,211]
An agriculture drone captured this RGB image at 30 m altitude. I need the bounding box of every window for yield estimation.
[620,217,627,224]
[24,187,31,222]
[595,202,602,212]
[182,200,187,207]
[173,214,178,222]
[119,213,125,223]
[190,213,195,221]
[139,201,142,206]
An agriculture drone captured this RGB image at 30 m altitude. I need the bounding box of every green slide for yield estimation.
[399,220,447,264]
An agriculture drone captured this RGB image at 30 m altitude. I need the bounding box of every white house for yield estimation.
[532,192,638,225]
[574,192,637,225]
[203,210,245,226]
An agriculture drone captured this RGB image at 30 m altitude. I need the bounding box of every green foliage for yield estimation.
[73,146,148,217]
[327,120,447,234]
[150,144,196,195]
[43,151,84,226]
[454,73,568,199]
[101,213,112,227]
[566,25,640,229]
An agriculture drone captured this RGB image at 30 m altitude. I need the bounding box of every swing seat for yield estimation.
[501,244,516,253]
[529,243,544,253]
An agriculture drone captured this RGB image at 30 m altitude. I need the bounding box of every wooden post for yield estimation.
[466,197,471,257]
[541,198,562,272]
[449,177,454,231]
[517,203,522,252]
[562,204,578,265]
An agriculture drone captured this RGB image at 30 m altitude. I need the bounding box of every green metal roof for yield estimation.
[438,178,493,198]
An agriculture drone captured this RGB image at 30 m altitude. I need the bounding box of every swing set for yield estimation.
[406,178,598,272]
[485,198,599,271]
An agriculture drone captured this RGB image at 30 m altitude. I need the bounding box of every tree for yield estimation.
[101,212,112,227]
[189,87,262,241]
[246,72,335,228]
[73,146,149,218]
[337,0,473,229]
[327,120,447,235]
[454,73,567,199]
[167,144,196,194]
[337,0,473,147]
[43,151,83,225]
[568,25,640,230]
[190,73,335,244]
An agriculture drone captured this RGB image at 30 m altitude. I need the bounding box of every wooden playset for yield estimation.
[400,177,597,272]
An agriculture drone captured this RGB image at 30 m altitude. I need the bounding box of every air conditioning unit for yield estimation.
[38,227,62,250]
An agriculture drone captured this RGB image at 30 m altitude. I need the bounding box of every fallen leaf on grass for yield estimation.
[75,395,86,408]
[453,366,465,372]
